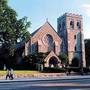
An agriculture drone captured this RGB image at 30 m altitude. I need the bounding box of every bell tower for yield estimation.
[57,13,86,67]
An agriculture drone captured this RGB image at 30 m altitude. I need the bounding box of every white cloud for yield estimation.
[81,4,90,17]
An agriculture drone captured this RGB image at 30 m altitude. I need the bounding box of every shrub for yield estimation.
[58,53,68,66]
[71,57,79,67]
[65,67,80,72]
[83,67,90,73]
[43,67,66,73]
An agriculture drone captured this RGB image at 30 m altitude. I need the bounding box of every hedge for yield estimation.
[43,67,66,73]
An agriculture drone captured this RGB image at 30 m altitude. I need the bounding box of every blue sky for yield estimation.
[8,0,90,39]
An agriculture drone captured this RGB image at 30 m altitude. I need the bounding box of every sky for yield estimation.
[8,0,90,39]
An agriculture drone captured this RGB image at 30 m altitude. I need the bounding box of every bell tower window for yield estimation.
[74,35,76,39]
[70,21,74,29]
[77,21,81,29]
[75,46,76,51]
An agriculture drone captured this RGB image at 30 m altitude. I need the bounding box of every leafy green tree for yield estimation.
[0,0,31,68]
[28,52,47,70]
[30,52,47,64]
[58,53,68,67]
[0,0,30,55]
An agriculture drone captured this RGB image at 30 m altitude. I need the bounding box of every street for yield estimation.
[0,76,90,90]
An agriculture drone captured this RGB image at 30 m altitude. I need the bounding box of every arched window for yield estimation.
[35,42,38,52]
[46,34,53,45]
[77,21,81,29]
[74,35,76,39]
[75,46,76,51]
[43,34,54,51]
[70,21,74,29]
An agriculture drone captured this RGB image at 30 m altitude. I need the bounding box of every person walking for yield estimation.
[6,68,11,80]
[10,68,14,80]
[6,68,14,80]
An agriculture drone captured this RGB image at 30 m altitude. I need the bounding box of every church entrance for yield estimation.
[49,56,58,68]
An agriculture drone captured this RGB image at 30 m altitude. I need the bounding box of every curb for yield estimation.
[0,75,90,83]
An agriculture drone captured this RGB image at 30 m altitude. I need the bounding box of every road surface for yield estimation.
[0,76,90,90]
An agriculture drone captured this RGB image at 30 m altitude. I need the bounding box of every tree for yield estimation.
[85,39,90,67]
[0,0,31,68]
[29,52,47,64]
[58,53,68,67]
[71,57,79,67]
[28,52,47,70]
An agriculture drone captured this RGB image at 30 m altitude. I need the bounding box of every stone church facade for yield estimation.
[24,13,86,68]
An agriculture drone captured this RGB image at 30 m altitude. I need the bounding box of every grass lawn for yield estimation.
[0,70,39,75]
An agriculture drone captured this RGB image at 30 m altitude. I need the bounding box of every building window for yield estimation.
[77,21,81,29]
[70,21,74,29]
[74,35,76,39]
[45,34,53,45]
[35,42,38,52]
[75,46,76,51]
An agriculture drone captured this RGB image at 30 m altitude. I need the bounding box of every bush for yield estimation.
[83,67,90,73]
[66,67,90,73]
[65,67,80,72]
[71,57,79,67]
[43,67,66,73]
[58,53,68,65]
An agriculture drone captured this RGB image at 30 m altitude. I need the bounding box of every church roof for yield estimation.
[31,21,60,38]
[31,26,42,36]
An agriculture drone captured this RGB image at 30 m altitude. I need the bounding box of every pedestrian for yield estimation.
[65,65,71,76]
[10,68,14,80]
[80,68,84,75]
[6,68,14,80]
[6,68,11,80]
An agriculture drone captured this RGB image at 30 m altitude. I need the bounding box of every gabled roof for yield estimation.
[31,26,42,36]
[31,21,60,38]
[46,21,59,36]
[44,51,61,62]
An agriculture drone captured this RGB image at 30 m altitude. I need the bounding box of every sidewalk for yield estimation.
[0,73,66,80]
[0,75,90,83]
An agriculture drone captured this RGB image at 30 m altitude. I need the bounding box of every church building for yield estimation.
[24,13,86,68]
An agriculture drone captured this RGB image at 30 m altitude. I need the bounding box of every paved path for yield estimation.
[1,75,90,83]
[0,75,90,90]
